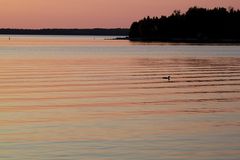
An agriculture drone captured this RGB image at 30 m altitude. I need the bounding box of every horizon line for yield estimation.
[0,28,130,30]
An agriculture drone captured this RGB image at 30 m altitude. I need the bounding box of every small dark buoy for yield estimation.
[163,75,171,81]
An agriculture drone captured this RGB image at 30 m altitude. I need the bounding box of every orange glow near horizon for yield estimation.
[0,0,240,29]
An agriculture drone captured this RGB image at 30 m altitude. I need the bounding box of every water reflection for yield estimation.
[0,37,240,160]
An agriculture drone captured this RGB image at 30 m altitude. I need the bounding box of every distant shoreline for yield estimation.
[1,28,240,45]
[0,28,129,36]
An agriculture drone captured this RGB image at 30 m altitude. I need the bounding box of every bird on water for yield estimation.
[162,75,171,81]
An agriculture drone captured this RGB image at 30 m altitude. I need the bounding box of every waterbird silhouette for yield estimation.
[163,76,171,81]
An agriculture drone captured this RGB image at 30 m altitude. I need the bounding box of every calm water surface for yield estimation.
[0,35,240,160]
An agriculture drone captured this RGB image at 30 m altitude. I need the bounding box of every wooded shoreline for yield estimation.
[0,28,129,36]
[129,7,240,43]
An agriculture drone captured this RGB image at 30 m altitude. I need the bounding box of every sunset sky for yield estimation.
[0,0,239,29]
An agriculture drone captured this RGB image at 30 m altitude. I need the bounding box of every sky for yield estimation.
[0,0,239,29]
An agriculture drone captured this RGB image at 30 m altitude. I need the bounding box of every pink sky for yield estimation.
[0,0,239,29]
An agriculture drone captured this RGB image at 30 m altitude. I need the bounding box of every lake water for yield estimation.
[0,35,240,160]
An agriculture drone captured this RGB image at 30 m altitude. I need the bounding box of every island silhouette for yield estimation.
[129,7,240,43]
[0,28,129,36]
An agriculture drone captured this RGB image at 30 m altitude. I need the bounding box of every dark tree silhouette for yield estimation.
[129,7,240,42]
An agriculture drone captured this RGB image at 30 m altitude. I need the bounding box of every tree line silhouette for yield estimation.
[129,7,240,42]
[0,28,129,36]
